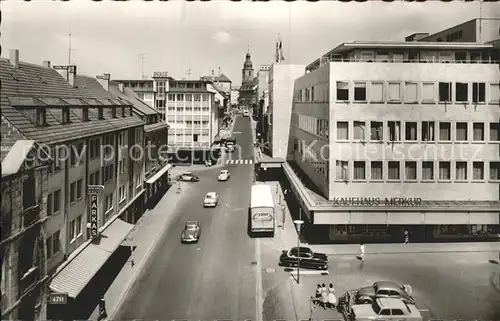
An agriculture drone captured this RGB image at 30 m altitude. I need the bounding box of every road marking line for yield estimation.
[233,131,242,134]
[255,238,263,321]
[245,159,249,164]
[289,270,329,276]
[418,309,430,312]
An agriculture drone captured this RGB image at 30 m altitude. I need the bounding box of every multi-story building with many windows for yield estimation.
[0,50,147,320]
[152,75,219,163]
[288,40,500,242]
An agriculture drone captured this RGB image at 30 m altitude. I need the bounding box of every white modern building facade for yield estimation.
[289,40,500,241]
[266,64,306,159]
[152,76,218,152]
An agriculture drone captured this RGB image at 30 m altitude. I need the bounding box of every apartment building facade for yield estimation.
[0,50,146,320]
[109,80,171,210]
[289,41,500,242]
[1,139,51,321]
[153,75,219,163]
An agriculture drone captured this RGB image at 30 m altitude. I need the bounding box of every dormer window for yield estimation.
[82,107,89,121]
[36,107,46,126]
[121,106,126,117]
[98,108,104,120]
[112,107,117,118]
[62,108,70,124]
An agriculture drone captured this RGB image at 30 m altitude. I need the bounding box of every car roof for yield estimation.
[374,281,401,290]
[185,220,199,225]
[291,246,312,252]
[183,172,193,175]
[206,192,217,196]
[376,298,407,309]
[220,169,228,173]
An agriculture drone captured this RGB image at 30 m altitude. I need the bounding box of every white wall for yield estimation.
[269,64,306,159]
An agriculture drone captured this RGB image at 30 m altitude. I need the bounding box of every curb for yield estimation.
[107,186,189,320]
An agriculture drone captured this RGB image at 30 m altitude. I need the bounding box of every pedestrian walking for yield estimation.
[327,283,337,309]
[314,284,322,306]
[357,243,365,262]
[404,229,409,244]
[321,283,328,309]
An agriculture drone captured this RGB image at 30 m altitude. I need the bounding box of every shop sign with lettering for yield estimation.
[90,194,99,238]
[153,71,169,78]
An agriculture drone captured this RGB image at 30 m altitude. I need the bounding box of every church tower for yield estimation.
[241,48,254,85]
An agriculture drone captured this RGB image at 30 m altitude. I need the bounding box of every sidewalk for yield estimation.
[262,181,344,321]
[90,182,194,320]
[265,181,500,260]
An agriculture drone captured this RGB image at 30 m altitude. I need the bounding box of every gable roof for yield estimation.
[200,73,231,83]
[0,58,144,146]
[108,81,158,116]
[239,77,258,92]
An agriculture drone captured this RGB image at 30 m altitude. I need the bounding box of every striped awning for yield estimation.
[49,219,134,298]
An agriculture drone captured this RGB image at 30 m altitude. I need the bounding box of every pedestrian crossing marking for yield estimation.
[225,159,254,165]
[289,270,329,276]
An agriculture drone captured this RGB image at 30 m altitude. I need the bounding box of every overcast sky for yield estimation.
[1,1,498,86]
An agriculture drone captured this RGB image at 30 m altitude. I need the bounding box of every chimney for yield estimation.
[9,49,19,68]
[96,73,110,91]
[118,83,124,92]
[68,65,77,87]
[43,61,51,68]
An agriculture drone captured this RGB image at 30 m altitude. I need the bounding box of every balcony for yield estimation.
[19,265,40,295]
[23,204,40,228]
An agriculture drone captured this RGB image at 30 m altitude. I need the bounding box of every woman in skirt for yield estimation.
[327,283,337,309]
[314,284,322,306]
[321,283,328,309]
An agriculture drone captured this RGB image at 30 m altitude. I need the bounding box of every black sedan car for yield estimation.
[278,246,328,270]
[177,172,200,182]
[181,221,201,243]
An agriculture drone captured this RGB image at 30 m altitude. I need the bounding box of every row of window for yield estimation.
[309,50,496,72]
[294,83,329,103]
[294,81,500,104]
[335,120,500,142]
[169,82,203,89]
[167,107,210,112]
[164,93,210,101]
[335,160,500,182]
[295,114,330,140]
[69,215,83,242]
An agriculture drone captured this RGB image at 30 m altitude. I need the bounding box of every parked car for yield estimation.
[355,281,415,305]
[203,192,219,207]
[218,170,230,181]
[181,221,201,243]
[350,298,422,321]
[177,172,200,182]
[278,246,328,270]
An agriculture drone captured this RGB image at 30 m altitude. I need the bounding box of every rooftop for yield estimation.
[0,57,144,146]
[200,73,232,83]
[108,81,158,116]
[306,41,496,69]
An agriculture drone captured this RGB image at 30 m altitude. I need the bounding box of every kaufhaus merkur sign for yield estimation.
[332,197,423,207]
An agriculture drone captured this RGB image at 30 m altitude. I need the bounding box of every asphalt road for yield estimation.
[261,246,500,321]
[113,116,258,320]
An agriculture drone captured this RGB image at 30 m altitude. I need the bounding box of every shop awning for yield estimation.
[145,164,172,184]
[49,218,134,298]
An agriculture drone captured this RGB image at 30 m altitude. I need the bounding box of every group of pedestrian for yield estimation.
[313,283,337,309]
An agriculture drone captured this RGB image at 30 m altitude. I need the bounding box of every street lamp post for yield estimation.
[294,217,304,284]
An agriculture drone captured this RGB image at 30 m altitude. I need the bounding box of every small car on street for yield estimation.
[350,298,422,321]
[181,221,201,243]
[218,170,230,181]
[203,192,219,207]
[354,281,415,305]
[177,172,200,182]
[278,246,328,270]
